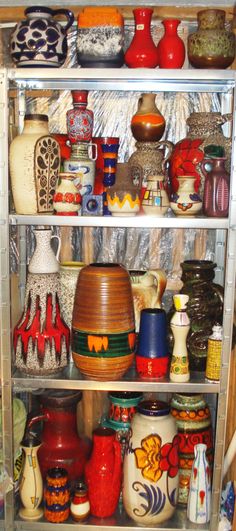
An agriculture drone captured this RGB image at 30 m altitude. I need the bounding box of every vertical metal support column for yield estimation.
[16,89,27,308]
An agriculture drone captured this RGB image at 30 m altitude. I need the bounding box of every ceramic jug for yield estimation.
[129,269,167,331]
[131,93,165,142]
[64,143,97,196]
[129,140,173,190]
[19,434,43,521]
[10,6,74,67]
[28,228,61,274]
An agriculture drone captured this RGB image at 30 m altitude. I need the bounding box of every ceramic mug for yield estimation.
[136,308,169,379]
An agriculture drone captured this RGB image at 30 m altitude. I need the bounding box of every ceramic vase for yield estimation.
[136,308,169,379]
[142,174,170,216]
[205,324,223,383]
[170,176,202,216]
[64,142,97,196]
[27,390,90,482]
[19,434,43,521]
[10,6,74,67]
[72,263,136,380]
[170,393,213,505]
[44,468,70,523]
[59,261,85,329]
[28,227,61,274]
[128,139,173,191]
[92,136,120,194]
[125,8,159,68]
[70,482,90,522]
[202,157,230,218]
[85,427,122,517]
[129,269,167,332]
[101,140,120,188]
[53,172,82,216]
[157,19,185,68]
[188,9,235,69]
[10,114,60,214]
[169,294,190,382]
[66,91,94,144]
[123,400,179,525]
[106,162,141,216]
[187,444,211,523]
[131,94,165,142]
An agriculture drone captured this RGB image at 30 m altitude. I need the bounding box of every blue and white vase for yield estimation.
[187,443,211,524]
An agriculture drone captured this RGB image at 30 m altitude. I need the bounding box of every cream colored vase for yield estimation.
[28,228,61,274]
[59,261,85,328]
[19,437,43,521]
[129,269,167,331]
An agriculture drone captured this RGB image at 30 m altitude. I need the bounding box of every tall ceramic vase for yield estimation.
[125,8,159,68]
[187,443,211,524]
[157,19,185,68]
[19,434,43,521]
[169,294,190,382]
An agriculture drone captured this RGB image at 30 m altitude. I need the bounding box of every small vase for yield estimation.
[136,308,169,379]
[131,94,165,142]
[28,228,61,274]
[66,91,94,144]
[70,482,90,522]
[106,162,141,216]
[44,468,70,523]
[10,7,74,67]
[85,427,122,518]
[201,157,230,218]
[53,172,82,216]
[64,142,97,197]
[188,9,235,69]
[187,444,211,523]
[125,8,159,68]
[142,174,170,216]
[169,294,190,383]
[129,269,167,332]
[157,19,185,68]
[170,176,202,217]
[19,434,43,521]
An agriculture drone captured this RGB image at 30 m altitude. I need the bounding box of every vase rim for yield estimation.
[138,400,170,416]
[46,467,68,479]
[93,426,116,437]
[108,391,143,404]
[197,8,226,17]
[133,7,153,14]
[24,114,48,122]
[181,260,216,269]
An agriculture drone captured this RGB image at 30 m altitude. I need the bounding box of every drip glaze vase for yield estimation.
[169,294,190,382]
[28,227,61,274]
[136,309,169,379]
[19,434,43,521]
[44,468,70,523]
[187,444,211,523]
[157,19,185,68]
[131,94,165,142]
[125,8,159,68]
[85,427,122,517]
[66,91,94,144]
[72,263,136,380]
[123,400,179,525]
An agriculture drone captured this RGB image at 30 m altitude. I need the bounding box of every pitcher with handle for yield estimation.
[28,228,61,274]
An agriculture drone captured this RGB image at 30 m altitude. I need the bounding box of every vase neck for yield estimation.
[93,434,115,454]
[23,120,49,134]
[133,8,153,33]
[162,19,180,35]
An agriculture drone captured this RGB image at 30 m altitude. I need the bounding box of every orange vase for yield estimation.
[131,93,165,142]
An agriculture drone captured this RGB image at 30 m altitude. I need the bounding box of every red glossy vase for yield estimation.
[85,427,122,517]
[157,19,185,68]
[125,8,159,68]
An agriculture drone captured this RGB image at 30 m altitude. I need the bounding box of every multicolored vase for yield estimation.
[63,143,97,197]
[170,176,202,217]
[187,444,211,523]
[136,308,169,379]
[101,140,120,188]
[53,172,82,216]
[70,482,90,522]
[123,400,179,525]
[131,94,165,142]
[169,294,190,382]
[125,8,159,68]
[66,91,94,144]
[44,468,70,523]
[19,434,43,521]
[170,393,213,505]
[157,19,185,68]
[106,162,141,216]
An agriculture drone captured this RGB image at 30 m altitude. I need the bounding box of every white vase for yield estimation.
[170,176,202,217]
[59,261,85,328]
[19,436,43,521]
[187,443,211,524]
[29,228,61,274]
[169,294,190,382]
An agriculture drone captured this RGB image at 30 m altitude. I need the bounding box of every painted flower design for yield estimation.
[170,139,204,192]
[160,434,179,478]
[134,434,162,482]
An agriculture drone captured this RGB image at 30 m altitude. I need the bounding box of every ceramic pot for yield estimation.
[53,172,82,216]
[64,142,97,196]
[70,482,90,522]
[10,7,74,67]
[136,309,169,379]
[92,136,120,194]
[131,94,165,142]
[123,400,179,525]
[13,273,70,376]
[129,140,173,191]
[19,434,43,521]
[129,269,167,332]
[72,263,136,380]
[10,114,60,214]
[187,444,211,523]
[169,111,232,195]
[28,228,61,274]
[85,427,122,517]
[170,393,213,505]
[125,8,159,68]
[157,19,185,68]
[66,91,94,144]
[27,390,90,482]
[202,157,230,217]
[169,294,190,383]
[44,468,70,523]
[142,174,170,216]
[188,9,235,69]
[170,176,202,216]
[106,162,141,216]
[59,261,85,329]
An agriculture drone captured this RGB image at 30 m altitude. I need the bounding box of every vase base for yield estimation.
[19,507,43,520]
[72,352,134,381]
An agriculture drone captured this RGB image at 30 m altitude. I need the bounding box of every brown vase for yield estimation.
[72,263,135,380]
[188,9,235,69]
[131,93,165,142]
[106,162,141,216]
[128,140,173,190]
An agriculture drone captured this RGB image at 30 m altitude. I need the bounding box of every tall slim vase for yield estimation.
[169,294,190,382]
[19,434,43,521]
[187,443,211,523]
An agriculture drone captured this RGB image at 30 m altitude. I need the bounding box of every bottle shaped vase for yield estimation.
[169,294,190,382]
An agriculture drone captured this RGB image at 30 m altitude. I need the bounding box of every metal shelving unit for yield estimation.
[1,65,236,530]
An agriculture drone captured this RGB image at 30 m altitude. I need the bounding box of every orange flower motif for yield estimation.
[134,434,163,483]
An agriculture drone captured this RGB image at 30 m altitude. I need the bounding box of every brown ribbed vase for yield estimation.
[72,263,135,380]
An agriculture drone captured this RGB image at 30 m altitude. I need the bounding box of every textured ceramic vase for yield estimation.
[28,228,61,274]
[123,400,179,525]
[129,140,173,190]
[130,269,167,332]
[131,94,165,142]
[59,261,85,329]
[106,162,141,216]
[10,114,60,214]
[44,468,70,523]
[202,157,230,217]
[125,8,159,68]
[187,444,211,523]
[64,143,97,196]
[85,427,122,517]
[170,176,202,216]
[169,294,190,382]
[72,263,136,380]
[10,6,74,67]
[170,393,213,505]
[142,174,170,216]
[157,19,185,68]
[66,91,94,144]
[19,435,43,521]
[136,308,169,379]
[188,9,235,69]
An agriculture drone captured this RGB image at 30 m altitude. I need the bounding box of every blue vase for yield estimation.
[136,308,169,378]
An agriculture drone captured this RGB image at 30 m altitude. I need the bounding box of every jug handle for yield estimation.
[149,269,167,308]
[212,282,224,305]
[51,234,61,261]
[222,113,233,124]
[156,140,174,176]
[27,412,48,430]
[52,9,74,32]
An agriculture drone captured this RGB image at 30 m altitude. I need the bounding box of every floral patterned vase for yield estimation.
[187,444,211,523]
[123,400,179,525]
[66,91,94,144]
[170,176,202,216]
